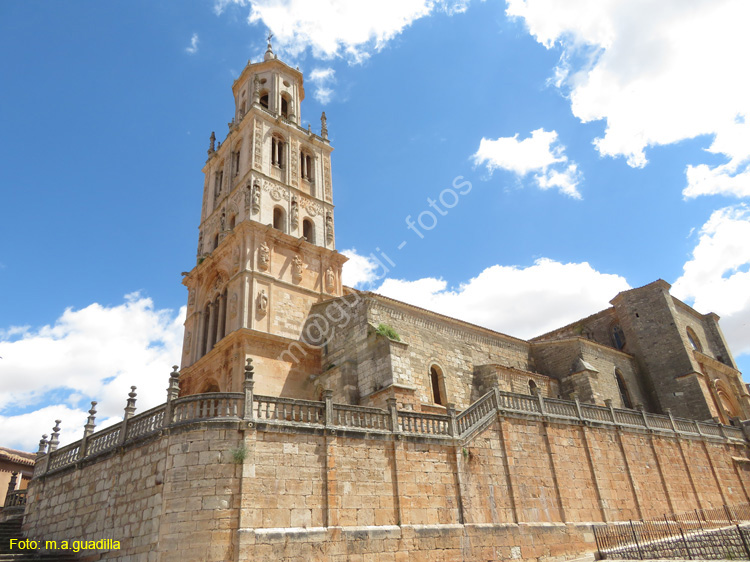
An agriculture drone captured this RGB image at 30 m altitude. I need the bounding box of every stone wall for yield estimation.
[23,393,750,561]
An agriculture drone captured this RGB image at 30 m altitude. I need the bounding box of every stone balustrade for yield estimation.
[31,364,747,480]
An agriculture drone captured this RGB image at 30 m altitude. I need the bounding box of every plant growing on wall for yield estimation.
[230,445,247,464]
[376,323,401,342]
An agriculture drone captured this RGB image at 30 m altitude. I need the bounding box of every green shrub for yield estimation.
[376,323,401,342]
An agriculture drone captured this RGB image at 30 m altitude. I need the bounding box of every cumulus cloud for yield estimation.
[506,0,750,197]
[0,294,185,451]
[215,0,470,63]
[342,248,382,288]
[672,204,750,358]
[308,67,336,104]
[472,128,582,198]
[343,250,629,338]
[185,33,199,55]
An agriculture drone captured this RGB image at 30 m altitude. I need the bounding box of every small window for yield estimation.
[612,324,626,350]
[528,379,538,395]
[213,233,219,250]
[303,218,314,243]
[260,92,269,109]
[273,207,285,232]
[615,369,633,409]
[687,327,702,352]
[272,136,284,167]
[229,215,236,230]
[430,365,444,405]
[281,96,289,118]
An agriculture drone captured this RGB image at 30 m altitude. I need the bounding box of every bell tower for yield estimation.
[179,38,347,398]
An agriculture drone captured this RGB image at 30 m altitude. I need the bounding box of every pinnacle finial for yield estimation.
[245,357,255,380]
[264,31,275,61]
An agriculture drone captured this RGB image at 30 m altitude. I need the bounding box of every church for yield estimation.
[177,39,748,427]
[15,40,750,562]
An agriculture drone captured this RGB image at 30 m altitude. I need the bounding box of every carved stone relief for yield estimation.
[291,138,299,184]
[256,289,268,315]
[258,242,270,271]
[291,196,299,230]
[233,246,240,273]
[299,197,324,217]
[252,181,261,214]
[323,157,332,202]
[325,212,334,245]
[292,254,303,283]
[183,331,191,355]
[253,119,262,169]
[188,290,196,307]
[325,267,335,293]
[230,293,238,318]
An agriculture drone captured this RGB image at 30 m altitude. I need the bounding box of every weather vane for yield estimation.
[267,31,273,44]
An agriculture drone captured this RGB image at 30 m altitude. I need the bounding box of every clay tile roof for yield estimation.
[0,446,36,466]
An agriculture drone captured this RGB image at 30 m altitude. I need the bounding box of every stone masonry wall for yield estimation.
[23,412,750,561]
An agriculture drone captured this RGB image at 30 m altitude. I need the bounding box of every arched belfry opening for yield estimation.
[430,365,445,405]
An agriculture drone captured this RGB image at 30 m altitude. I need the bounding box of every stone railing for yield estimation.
[4,489,27,508]
[31,363,747,479]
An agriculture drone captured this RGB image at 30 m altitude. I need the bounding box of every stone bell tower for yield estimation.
[178,37,347,398]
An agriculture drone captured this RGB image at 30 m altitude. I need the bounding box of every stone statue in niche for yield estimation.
[230,293,238,318]
[252,181,261,214]
[233,246,240,272]
[256,289,268,315]
[291,196,299,230]
[325,267,335,293]
[325,212,334,245]
[292,254,303,282]
[244,184,251,212]
[258,242,270,271]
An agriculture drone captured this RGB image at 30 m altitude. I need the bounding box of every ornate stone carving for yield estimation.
[291,196,299,230]
[299,197,323,217]
[253,119,262,169]
[183,331,191,355]
[220,210,226,231]
[244,183,252,213]
[321,112,328,139]
[252,181,261,214]
[197,231,204,257]
[291,138,299,184]
[213,274,225,293]
[325,212,334,245]
[230,293,238,318]
[253,74,260,103]
[208,131,216,155]
[188,289,196,307]
[256,289,268,315]
[323,157,332,202]
[233,246,240,273]
[292,254,303,283]
[325,267,335,293]
[258,242,270,271]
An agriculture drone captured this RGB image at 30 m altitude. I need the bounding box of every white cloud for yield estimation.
[215,0,469,63]
[0,294,185,451]
[308,67,336,104]
[185,33,199,55]
[506,0,750,197]
[342,248,382,288]
[343,250,629,338]
[672,204,750,358]
[472,128,582,198]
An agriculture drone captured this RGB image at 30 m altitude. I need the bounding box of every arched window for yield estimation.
[229,214,236,230]
[281,96,289,118]
[200,380,220,393]
[260,91,269,110]
[272,135,284,167]
[273,207,286,232]
[303,218,314,243]
[429,365,445,405]
[686,327,702,352]
[528,379,538,395]
[213,233,219,250]
[300,150,314,182]
[615,369,633,409]
[612,324,626,350]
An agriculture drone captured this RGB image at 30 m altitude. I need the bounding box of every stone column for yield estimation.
[78,402,97,460]
[206,301,216,351]
[164,366,180,427]
[217,292,227,342]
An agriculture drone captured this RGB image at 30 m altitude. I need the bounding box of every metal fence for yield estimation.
[595,503,750,559]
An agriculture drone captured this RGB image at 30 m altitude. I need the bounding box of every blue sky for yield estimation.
[1,0,749,450]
